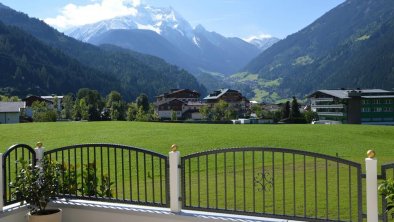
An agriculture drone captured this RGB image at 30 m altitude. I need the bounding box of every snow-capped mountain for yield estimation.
[245,36,280,51]
[66,4,265,75]
[68,5,194,42]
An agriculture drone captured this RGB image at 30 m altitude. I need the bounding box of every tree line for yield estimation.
[1,88,159,122]
[251,97,317,123]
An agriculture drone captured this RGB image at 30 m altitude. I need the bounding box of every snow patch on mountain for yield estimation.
[244,34,280,51]
[66,4,194,42]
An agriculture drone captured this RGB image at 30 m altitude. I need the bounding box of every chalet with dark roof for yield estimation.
[204,89,250,116]
[155,89,203,120]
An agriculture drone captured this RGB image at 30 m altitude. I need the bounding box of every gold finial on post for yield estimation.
[36,141,43,148]
[171,144,178,152]
[367,150,376,158]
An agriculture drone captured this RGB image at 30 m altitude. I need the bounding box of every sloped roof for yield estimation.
[308,89,392,99]
[156,89,200,98]
[0,102,25,113]
[204,89,244,100]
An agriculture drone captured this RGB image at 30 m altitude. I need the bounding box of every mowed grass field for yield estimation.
[0,121,393,165]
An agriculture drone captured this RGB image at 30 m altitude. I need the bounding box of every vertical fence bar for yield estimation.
[243,151,246,211]
[136,151,140,202]
[325,159,328,220]
[293,153,295,216]
[151,155,155,203]
[304,155,306,217]
[67,149,71,197]
[381,166,388,222]
[143,153,147,203]
[282,152,285,215]
[188,159,191,206]
[252,151,255,213]
[122,148,125,201]
[233,151,236,211]
[272,152,275,214]
[81,147,84,197]
[224,152,227,210]
[0,153,4,211]
[94,146,97,199]
[314,157,317,219]
[129,151,133,201]
[7,155,10,202]
[197,156,200,208]
[115,148,119,200]
[215,153,218,209]
[206,154,209,208]
[336,153,340,221]
[74,148,77,196]
[348,165,352,221]
[263,151,266,213]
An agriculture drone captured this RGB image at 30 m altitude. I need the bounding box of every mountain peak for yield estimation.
[66,4,194,42]
[195,24,206,32]
[0,3,10,9]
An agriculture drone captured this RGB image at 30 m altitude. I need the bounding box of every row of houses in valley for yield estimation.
[0,95,62,124]
[155,89,250,120]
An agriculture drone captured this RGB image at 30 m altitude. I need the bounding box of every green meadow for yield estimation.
[1,121,393,165]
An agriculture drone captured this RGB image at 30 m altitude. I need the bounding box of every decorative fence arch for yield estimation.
[2,144,36,206]
[44,143,169,207]
[3,143,393,222]
[181,147,363,222]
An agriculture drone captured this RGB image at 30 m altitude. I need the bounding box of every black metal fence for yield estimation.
[381,163,394,222]
[181,147,363,222]
[44,144,169,207]
[2,143,394,222]
[2,144,36,206]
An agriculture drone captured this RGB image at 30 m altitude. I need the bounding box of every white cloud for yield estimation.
[44,0,141,30]
[243,33,273,42]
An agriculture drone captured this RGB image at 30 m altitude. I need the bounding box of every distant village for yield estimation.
[1,88,394,125]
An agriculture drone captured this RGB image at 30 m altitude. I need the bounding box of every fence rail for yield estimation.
[2,144,36,206]
[181,147,363,222]
[44,144,169,207]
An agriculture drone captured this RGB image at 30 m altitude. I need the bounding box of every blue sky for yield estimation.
[0,0,344,39]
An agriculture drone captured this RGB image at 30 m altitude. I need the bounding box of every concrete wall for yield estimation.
[0,112,19,124]
[46,201,285,222]
[0,206,28,222]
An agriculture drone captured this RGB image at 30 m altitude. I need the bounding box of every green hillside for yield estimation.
[0,21,118,96]
[0,3,206,100]
[243,0,394,100]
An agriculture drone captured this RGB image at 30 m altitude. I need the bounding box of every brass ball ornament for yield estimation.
[171,144,178,152]
[367,150,376,158]
[36,141,43,148]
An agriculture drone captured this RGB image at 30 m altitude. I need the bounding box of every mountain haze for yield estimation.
[243,0,394,101]
[0,3,206,100]
[66,5,269,75]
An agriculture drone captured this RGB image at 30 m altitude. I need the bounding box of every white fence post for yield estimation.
[34,144,44,162]
[0,153,3,211]
[366,150,378,222]
[169,145,181,213]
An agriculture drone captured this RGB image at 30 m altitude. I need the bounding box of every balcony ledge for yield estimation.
[1,199,294,222]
